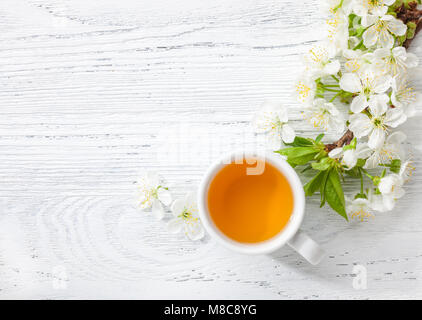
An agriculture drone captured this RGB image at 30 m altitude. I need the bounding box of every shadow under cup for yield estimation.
[206,157,295,244]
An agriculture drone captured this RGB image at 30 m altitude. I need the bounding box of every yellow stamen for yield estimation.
[351,209,374,221]
[296,81,311,102]
[346,59,361,73]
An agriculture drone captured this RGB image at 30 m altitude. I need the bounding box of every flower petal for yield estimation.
[343,49,359,59]
[343,149,357,168]
[361,15,378,28]
[353,4,368,18]
[386,16,407,36]
[184,220,205,241]
[372,5,388,16]
[328,147,343,159]
[392,46,407,60]
[384,108,407,128]
[378,175,395,194]
[252,112,272,133]
[184,192,198,209]
[363,26,378,48]
[368,94,388,117]
[157,187,172,206]
[374,47,390,60]
[167,217,184,234]
[369,192,389,212]
[356,143,373,159]
[281,124,295,143]
[382,194,396,211]
[267,130,283,151]
[349,113,373,138]
[351,94,368,113]
[151,199,165,220]
[394,186,405,199]
[145,171,160,188]
[171,198,185,216]
[364,150,380,169]
[340,73,361,93]
[323,60,340,75]
[386,131,406,144]
[373,75,391,94]
[368,127,386,150]
[378,29,394,48]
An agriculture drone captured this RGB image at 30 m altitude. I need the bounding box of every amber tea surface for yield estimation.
[207,160,294,243]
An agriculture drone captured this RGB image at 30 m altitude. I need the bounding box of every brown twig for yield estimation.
[396,1,422,48]
[324,1,422,152]
[325,129,354,152]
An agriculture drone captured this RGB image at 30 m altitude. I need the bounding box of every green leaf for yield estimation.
[315,133,324,144]
[304,170,326,197]
[301,165,313,173]
[292,151,320,165]
[325,169,348,220]
[311,157,331,171]
[319,169,330,207]
[276,147,319,165]
[284,136,313,147]
[314,150,328,161]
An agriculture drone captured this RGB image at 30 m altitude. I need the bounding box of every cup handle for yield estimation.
[287,230,325,265]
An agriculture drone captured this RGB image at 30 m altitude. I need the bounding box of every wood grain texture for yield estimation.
[1,0,422,299]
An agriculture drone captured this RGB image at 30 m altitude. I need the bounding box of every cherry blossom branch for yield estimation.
[324,1,422,153]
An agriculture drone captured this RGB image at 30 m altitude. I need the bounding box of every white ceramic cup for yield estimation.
[198,151,325,265]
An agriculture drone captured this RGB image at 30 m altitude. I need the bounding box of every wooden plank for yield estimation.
[1,0,422,299]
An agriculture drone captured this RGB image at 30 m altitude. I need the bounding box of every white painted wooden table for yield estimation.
[1,0,422,300]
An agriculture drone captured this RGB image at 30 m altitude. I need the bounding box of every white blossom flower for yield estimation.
[136,172,172,220]
[346,197,374,221]
[352,0,395,16]
[326,10,350,51]
[349,96,407,149]
[364,131,406,168]
[303,98,345,132]
[343,49,374,74]
[295,75,317,104]
[346,187,393,218]
[167,192,205,241]
[362,14,407,48]
[329,142,372,168]
[391,75,421,117]
[339,71,391,113]
[378,173,405,210]
[252,101,295,150]
[303,43,341,78]
[374,47,418,76]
